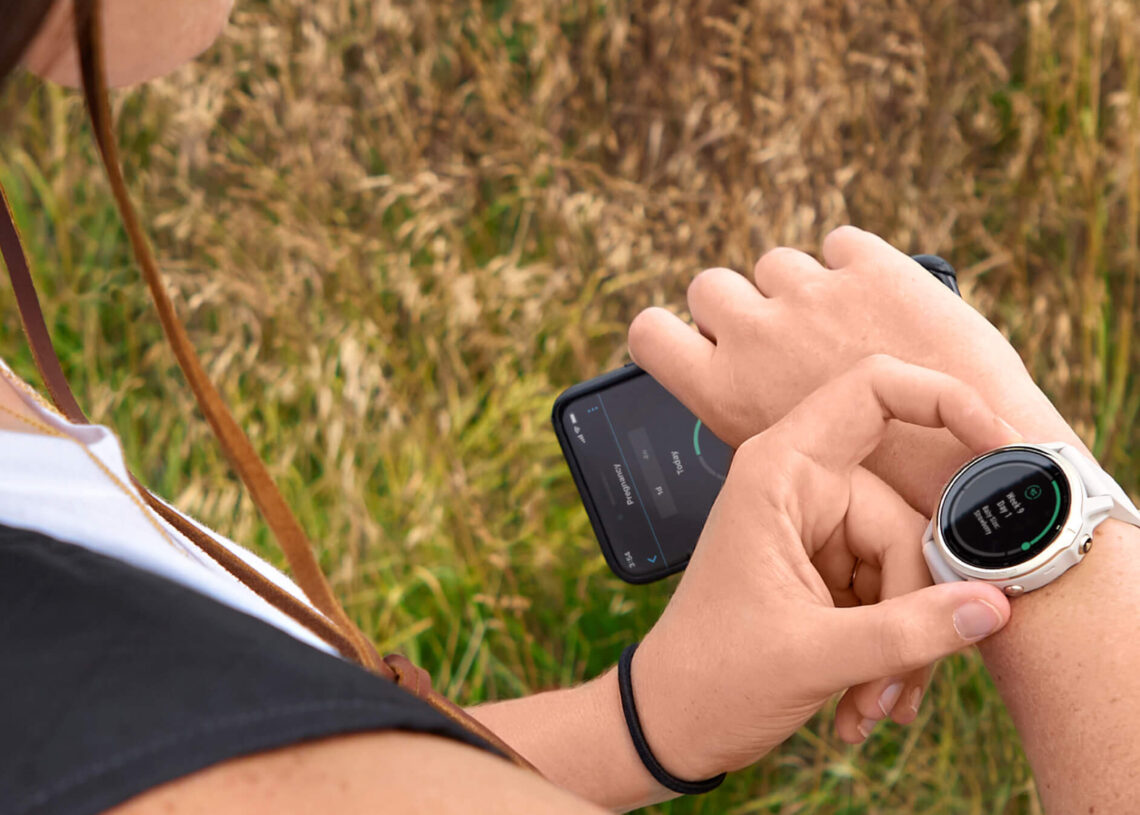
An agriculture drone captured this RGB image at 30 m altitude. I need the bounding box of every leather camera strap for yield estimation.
[1,0,534,771]
[0,182,372,665]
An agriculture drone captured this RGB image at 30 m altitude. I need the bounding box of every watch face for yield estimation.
[939,447,1073,569]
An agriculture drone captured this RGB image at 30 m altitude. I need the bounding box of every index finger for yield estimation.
[765,354,1019,474]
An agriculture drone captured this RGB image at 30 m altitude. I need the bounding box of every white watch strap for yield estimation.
[921,442,1140,586]
[921,519,961,584]
[1046,443,1140,527]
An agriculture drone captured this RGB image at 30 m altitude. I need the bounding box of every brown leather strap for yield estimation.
[0,184,90,423]
[2,0,535,772]
[71,0,384,675]
[0,187,381,672]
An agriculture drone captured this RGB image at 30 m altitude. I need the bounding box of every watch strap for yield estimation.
[1045,443,1140,527]
[921,520,961,584]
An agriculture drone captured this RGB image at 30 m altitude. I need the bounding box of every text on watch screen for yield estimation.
[939,448,1071,568]
[562,373,732,577]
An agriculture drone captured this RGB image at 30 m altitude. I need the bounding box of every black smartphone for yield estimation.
[553,255,961,583]
[552,364,732,583]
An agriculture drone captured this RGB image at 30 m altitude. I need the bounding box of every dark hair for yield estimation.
[0,1,59,90]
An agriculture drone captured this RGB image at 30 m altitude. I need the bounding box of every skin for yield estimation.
[18,7,1137,814]
[98,357,1019,815]
[21,0,234,88]
[107,732,609,815]
[627,227,1140,813]
[473,358,1018,810]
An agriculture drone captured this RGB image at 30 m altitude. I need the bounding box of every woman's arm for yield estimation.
[108,731,608,815]
[105,359,1014,815]
[979,519,1140,814]
[470,358,1020,811]
[469,671,666,812]
[628,226,1140,812]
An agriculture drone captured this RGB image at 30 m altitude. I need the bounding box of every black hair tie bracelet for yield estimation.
[617,643,727,795]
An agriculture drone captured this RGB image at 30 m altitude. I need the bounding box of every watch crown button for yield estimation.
[1079,536,1093,555]
[1004,585,1025,597]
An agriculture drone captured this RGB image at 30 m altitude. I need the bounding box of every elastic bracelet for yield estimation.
[617,642,727,795]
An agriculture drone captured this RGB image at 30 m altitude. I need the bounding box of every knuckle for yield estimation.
[822,224,862,255]
[853,685,886,719]
[730,437,759,475]
[753,246,802,274]
[734,433,795,482]
[627,307,665,347]
[734,434,766,464]
[753,247,813,293]
[686,266,736,301]
[852,353,901,379]
[732,434,779,477]
[877,609,926,671]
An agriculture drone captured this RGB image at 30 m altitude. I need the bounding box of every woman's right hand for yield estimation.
[630,356,1017,783]
[627,226,1085,516]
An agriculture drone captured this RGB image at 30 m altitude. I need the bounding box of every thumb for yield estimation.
[817,582,1012,689]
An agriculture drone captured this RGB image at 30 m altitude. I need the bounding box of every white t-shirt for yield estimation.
[0,357,340,657]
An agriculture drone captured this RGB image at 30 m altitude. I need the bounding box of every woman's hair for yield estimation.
[0,0,58,90]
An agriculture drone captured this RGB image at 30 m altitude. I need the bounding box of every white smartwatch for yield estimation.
[923,443,1140,596]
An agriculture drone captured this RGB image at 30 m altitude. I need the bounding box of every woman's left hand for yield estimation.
[630,355,1019,781]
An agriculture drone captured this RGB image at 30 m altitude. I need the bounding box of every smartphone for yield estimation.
[552,364,732,583]
[553,255,961,583]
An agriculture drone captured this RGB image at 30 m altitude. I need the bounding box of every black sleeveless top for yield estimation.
[0,524,499,815]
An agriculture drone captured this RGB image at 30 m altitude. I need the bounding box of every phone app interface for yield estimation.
[939,448,1072,568]
[562,372,732,576]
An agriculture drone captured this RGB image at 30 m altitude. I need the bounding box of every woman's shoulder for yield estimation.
[0,524,507,815]
[0,355,336,654]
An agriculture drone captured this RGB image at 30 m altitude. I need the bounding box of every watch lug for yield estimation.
[923,539,961,584]
[1084,494,1114,527]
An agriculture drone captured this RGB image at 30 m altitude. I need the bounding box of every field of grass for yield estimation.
[3,1,1140,812]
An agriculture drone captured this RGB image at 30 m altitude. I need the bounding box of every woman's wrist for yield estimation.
[974,518,1140,812]
[630,626,732,782]
[465,668,674,811]
[580,666,676,809]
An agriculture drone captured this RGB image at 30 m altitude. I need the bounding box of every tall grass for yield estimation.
[3,1,1139,812]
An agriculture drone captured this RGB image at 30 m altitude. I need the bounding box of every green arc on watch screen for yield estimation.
[939,448,1072,569]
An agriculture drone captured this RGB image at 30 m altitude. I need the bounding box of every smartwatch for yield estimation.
[923,443,1140,596]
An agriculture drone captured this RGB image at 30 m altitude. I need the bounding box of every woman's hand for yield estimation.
[630,356,1019,781]
[627,227,1084,515]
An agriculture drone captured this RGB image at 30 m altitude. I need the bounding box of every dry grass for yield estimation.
[3,1,1140,812]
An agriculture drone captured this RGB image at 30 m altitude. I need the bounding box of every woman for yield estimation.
[2,3,1138,814]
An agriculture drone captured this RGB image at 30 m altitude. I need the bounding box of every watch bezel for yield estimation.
[933,444,1086,581]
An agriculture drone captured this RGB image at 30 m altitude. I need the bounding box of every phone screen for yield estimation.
[559,371,732,579]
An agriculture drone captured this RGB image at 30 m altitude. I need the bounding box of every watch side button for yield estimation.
[1079,536,1093,555]
[1004,585,1025,597]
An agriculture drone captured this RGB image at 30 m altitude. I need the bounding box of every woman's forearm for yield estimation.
[876,395,1140,813]
[978,518,1140,813]
[470,379,1139,813]
[466,670,672,812]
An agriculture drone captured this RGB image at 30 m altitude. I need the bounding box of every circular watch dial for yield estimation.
[939,447,1072,569]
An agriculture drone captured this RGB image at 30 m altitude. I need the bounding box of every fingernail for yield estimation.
[953,599,1004,640]
[857,717,877,740]
[877,682,904,717]
[908,686,923,716]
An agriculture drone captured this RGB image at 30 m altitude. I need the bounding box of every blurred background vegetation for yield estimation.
[3,0,1140,811]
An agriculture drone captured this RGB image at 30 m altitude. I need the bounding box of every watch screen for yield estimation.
[939,447,1072,568]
